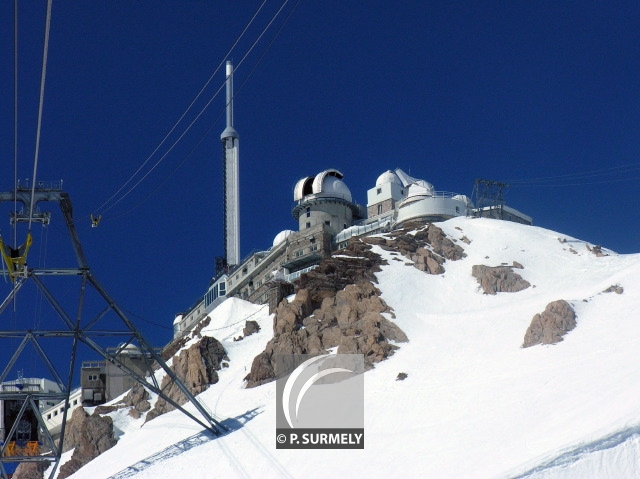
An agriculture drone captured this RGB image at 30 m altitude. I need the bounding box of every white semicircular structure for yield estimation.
[295,367,352,420]
[282,355,329,428]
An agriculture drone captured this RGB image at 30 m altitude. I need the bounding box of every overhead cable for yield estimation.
[28,0,53,231]
[91,0,273,218]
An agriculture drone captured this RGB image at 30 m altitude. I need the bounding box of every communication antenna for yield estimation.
[221,61,240,268]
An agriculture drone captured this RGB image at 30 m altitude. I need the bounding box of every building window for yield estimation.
[88,374,98,381]
[377,188,381,194]
[324,220,330,226]
[377,204,383,215]
[306,222,311,229]
[455,206,460,213]
[401,189,404,195]
[306,211,311,218]
[295,250,304,258]
[310,245,318,252]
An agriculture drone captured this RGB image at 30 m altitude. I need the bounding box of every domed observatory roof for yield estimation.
[292,169,362,227]
[272,230,294,248]
[376,170,402,187]
[404,179,435,203]
[293,169,352,202]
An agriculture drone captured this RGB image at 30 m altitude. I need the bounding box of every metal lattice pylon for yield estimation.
[0,184,227,479]
[471,178,510,219]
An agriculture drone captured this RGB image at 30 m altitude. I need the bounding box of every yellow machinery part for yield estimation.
[0,232,33,281]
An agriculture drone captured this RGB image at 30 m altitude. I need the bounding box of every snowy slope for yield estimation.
[61,217,640,479]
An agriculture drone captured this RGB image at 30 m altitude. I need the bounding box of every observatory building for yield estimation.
[171,169,365,340]
[292,169,363,234]
[367,168,473,226]
[170,166,531,343]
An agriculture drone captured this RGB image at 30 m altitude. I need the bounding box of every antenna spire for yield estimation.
[221,61,240,267]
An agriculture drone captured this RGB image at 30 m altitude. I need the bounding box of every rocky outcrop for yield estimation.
[362,222,466,274]
[58,412,117,479]
[603,284,624,294]
[522,300,577,347]
[586,244,608,257]
[124,384,151,419]
[243,320,261,337]
[146,336,228,422]
[61,406,89,453]
[245,236,407,388]
[162,316,212,360]
[12,463,47,479]
[472,265,531,294]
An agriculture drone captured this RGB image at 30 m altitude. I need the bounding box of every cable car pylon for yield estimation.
[0,182,227,479]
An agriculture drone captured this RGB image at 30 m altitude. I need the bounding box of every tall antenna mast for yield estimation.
[221,61,240,267]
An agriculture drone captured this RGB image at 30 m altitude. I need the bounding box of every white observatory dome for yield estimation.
[293,169,352,202]
[376,170,401,187]
[320,175,352,201]
[273,229,294,247]
[406,179,435,198]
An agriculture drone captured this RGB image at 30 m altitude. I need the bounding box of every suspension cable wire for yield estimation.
[235,0,301,105]
[90,0,270,219]
[13,0,19,247]
[94,0,302,222]
[28,0,53,231]
[505,161,640,188]
[32,224,49,332]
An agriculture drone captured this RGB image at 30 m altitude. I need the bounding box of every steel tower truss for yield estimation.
[0,184,226,479]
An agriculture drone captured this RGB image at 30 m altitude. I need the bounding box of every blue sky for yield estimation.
[0,1,639,378]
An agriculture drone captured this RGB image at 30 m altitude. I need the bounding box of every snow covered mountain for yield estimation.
[57,217,640,479]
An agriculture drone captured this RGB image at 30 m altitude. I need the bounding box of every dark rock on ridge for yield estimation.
[146,336,228,422]
[58,409,117,479]
[522,300,577,347]
[472,265,531,294]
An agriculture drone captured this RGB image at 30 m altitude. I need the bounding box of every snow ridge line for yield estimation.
[510,425,640,478]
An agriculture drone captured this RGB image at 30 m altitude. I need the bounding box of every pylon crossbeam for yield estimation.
[0,190,227,479]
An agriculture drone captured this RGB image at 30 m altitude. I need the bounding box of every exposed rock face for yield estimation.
[603,284,624,294]
[62,406,89,453]
[586,244,608,257]
[472,265,531,294]
[124,383,151,419]
[146,336,228,422]
[162,316,212,360]
[362,222,466,274]
[245,235,409,388]
[243,320,261,337]
[58,413,117,479]
[12,463,47,479]
[523,300,577,348]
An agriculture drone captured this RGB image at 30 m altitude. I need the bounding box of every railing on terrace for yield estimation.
[15,179,63,191]
[285,265,318,283]
[1,378,46,392]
